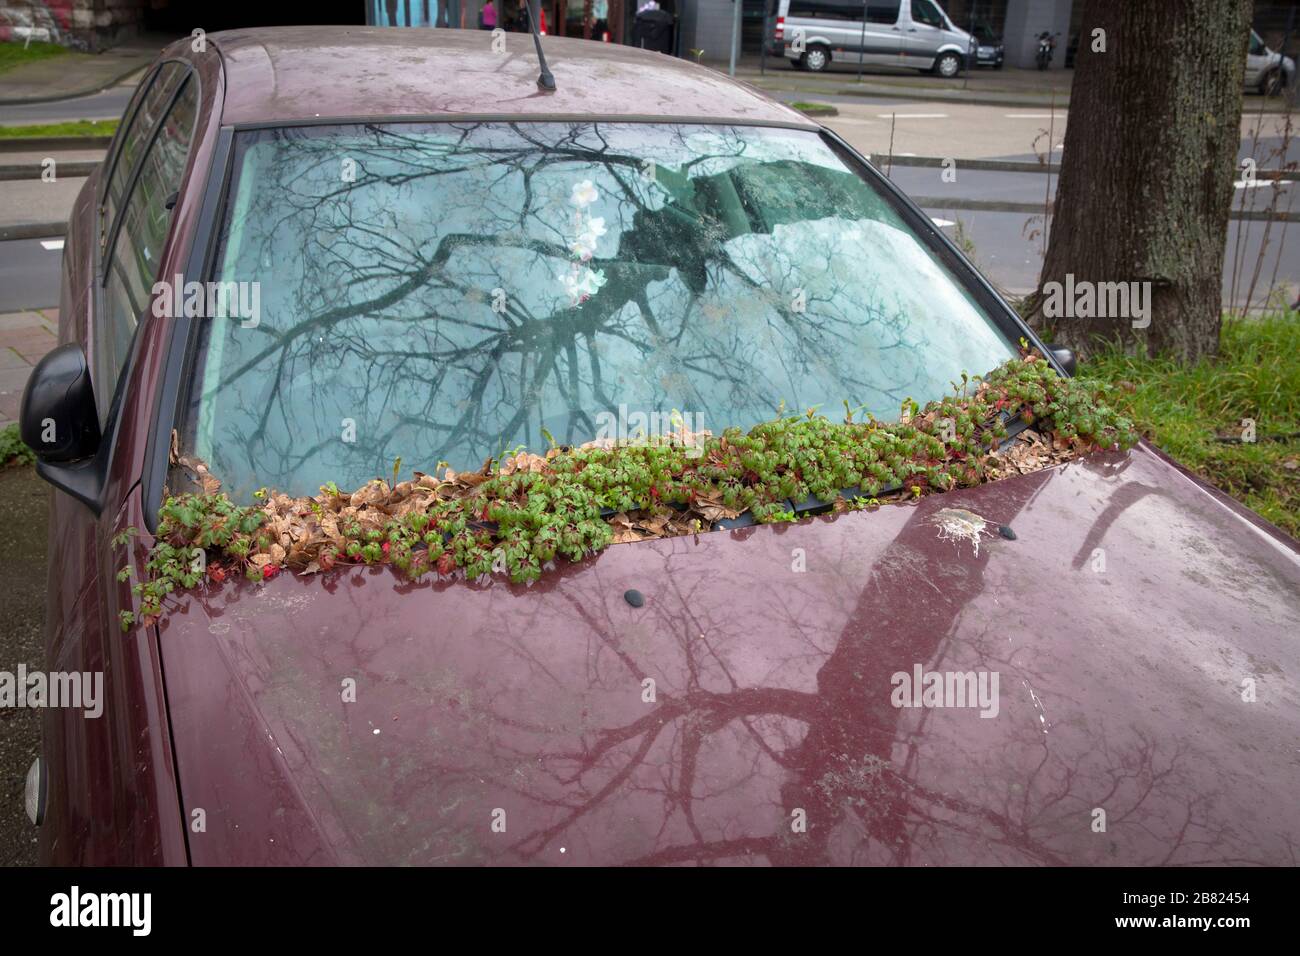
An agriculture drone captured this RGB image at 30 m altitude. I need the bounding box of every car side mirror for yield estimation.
[1047,344,1076,376]
[20,343,105,511]
[21,343,100,462]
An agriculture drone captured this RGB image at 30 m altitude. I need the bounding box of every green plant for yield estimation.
[0,424,35,467]
[117,353,1137,627]
[1083,311,1300,537]
[0,39,68,76]
[0,118,118,139]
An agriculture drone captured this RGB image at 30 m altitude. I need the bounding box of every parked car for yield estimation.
[1246,28,1295,95]
[971,22,1003,69]
[774,0,973,76]
[20,26,1300,866]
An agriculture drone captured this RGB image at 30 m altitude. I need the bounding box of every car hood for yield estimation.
[159,442,1300,865]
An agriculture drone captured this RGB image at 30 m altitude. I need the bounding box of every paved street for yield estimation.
[0,309,58,428]
[0,240,63,313]
[0,85,133,125]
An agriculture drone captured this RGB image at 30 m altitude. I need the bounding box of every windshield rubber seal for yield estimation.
[141,125,235,536]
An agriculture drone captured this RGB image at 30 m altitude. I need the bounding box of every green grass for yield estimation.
[790,100,838,115]
[0,423,35,468]
[0,118,118,139]
[0,39,68,76]
[1081,313,1300,538]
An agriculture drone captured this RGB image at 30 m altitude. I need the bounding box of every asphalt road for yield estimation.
[0,240,63,312]
[0,85,133,125]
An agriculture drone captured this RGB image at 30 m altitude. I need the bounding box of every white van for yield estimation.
[1245,28,1295,95]
[773,0,974,77]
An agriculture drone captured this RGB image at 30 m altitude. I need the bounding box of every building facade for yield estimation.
[5,0,1300,62]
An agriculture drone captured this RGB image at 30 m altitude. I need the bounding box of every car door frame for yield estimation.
[901,0,944,64]
[855,0,906,68]
[37,38,225,866]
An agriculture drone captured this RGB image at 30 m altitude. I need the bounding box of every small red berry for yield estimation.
[262,564,278,580]
[208,565,226,584]
[381,541,391,556]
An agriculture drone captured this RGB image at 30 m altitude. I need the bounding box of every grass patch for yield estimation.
[1081,312,1300,538]
[0,118,118,139]
[1,424,35,468]
[0,39,68,76]
[790,100,838,116]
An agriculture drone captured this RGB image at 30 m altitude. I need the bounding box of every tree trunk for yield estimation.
[1025,0,1251,362]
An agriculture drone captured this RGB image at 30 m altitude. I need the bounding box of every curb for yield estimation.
[831,85,1069,110]
[872,155,1061,174]
[793,104,839,117]
[0,135,113,153]
[742,75,1071,109]
[0,222,67,241]
[871,154,1300,182]
[750,74,1297,114]
[0,61,148,107]
[0,160,98,180]
[908,196,1299,222]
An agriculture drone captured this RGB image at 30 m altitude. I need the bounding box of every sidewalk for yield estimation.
[711,54,1292,113]
[0,176,88,239]
[705,55,1076,108]
[0,37,164,106]
[0,309,58,426]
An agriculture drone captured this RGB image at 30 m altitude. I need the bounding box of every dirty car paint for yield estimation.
[157,443,1300,865]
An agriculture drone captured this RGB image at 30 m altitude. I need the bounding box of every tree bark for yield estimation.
[1025,0,1252,362]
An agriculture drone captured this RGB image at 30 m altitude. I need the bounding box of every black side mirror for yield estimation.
[1047,344,1077,376]
[21,343,100,461]
[20,343,105,511]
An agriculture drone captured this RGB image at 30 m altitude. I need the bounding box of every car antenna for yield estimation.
[525,0,557,92]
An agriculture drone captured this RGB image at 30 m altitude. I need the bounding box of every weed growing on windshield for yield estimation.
[116,353,1136,629]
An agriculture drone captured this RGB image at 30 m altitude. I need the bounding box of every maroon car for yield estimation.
[18,27,1300,865]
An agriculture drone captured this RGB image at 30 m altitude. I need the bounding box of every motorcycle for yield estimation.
[1036,31,1059,70]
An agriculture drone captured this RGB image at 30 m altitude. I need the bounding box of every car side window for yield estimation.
[104,62,187,234]
[790,1,859,20]
[96,74,199,425]
[1249,31,1266,56]
[911,0,944,29]
[866,1,901,25]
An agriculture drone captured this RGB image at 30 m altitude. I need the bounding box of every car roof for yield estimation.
[197,26,814,129]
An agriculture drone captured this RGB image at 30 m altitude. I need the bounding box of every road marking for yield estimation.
[826,116,875,125]
[1004,112,1068,118]
[39,239,64,251]
[930,218,955,227]
[877,112,949,119]
[1234,179,1284,189]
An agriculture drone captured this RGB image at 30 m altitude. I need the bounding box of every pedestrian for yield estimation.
[480,0,497,30]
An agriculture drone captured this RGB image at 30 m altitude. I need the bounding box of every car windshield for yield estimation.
[186,121,1015,501]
